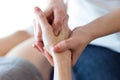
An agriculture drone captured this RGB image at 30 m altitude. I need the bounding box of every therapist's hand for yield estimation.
[54,27,94,66]
[44,0,67,35]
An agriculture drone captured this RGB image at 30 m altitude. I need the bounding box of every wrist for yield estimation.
[76,26,95,42]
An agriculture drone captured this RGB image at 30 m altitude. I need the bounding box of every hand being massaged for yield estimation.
[33,7,71,65]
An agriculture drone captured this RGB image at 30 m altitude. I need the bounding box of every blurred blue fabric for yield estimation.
[51,45,120,80]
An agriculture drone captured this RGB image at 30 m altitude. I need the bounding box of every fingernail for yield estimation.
[54,46,61,52]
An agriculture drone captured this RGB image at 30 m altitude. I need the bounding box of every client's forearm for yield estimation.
[51,48,71,80]
[44,41,72,80]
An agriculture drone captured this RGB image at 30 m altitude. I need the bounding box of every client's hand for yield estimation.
[33,7,70,65]
[33,0,67,57]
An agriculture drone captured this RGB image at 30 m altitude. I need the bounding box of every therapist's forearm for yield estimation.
[82,8,120,40]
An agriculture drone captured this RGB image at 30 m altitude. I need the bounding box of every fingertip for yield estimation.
[53,46,62,53]
[34,7,41,12]
[53,47,57,53]
[34,7,43,16]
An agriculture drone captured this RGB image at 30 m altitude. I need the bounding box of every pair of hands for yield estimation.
[33,1,92,66]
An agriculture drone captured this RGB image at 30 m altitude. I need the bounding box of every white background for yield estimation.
[0,0,46,38]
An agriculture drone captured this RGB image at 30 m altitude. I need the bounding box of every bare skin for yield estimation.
[0,31,52,80]
[54,8,120,65]
[34,7,72,80]
[35,0,67,48]
[34,0,120,66]
[6,38,51,80]
[0,31,31,56]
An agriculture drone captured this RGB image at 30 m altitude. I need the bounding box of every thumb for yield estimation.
[53,38,72,53]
